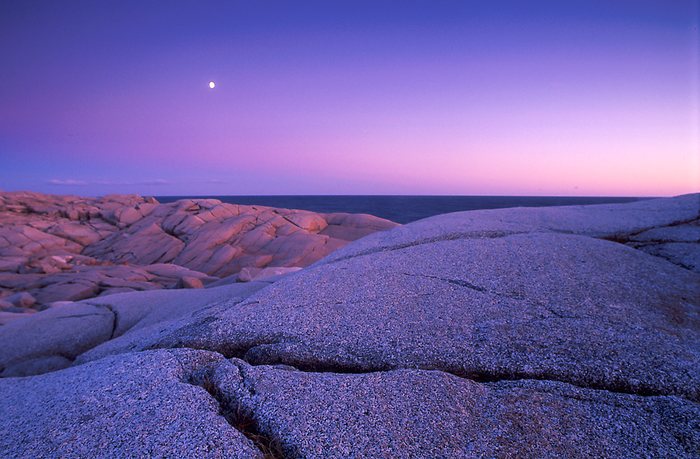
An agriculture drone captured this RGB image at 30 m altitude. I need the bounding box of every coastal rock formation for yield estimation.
[1,194,698,457]
[0,192,398,316]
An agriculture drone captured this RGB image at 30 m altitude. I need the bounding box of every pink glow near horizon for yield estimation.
[0,1,698,196]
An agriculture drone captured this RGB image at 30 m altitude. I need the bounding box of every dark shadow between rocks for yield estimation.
[187,368,286,459]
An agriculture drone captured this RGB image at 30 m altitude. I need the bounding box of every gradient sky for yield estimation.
[1,0,698,196]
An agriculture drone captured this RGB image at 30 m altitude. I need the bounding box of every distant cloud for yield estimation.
[141,179,170,186]
[48,179,88,186]
[48,178,170,186]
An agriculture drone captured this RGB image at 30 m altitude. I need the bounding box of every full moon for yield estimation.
[208,81,216,89]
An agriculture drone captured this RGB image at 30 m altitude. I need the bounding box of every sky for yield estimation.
[1,0,698,196]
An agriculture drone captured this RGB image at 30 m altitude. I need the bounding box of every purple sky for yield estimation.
[1,0,698,196]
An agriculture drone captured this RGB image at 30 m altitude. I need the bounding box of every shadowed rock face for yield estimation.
[0,194,698,457]
[0,191,398,316]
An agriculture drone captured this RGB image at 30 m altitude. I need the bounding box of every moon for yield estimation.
[208,81,216,89]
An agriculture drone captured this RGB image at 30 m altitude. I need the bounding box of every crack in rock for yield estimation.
[403,272,488,293]
[187,365,286,459]
[91,303,119,340]
[244,358,680,400]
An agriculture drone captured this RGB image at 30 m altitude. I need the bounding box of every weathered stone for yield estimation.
[33,280,100,304]
[0,310,35,325]
[0,350,260,458]
[637,242,700,273]
[199,359,700,458]
[6,291,37,308]
[178,276,204,289]
[631,223,700,243]
[2,192,696,457]
[0,302,114,376]
[46,221,102,245]
[0,191,396,306]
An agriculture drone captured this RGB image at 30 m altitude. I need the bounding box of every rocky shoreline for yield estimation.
[0,193,698,457]
[0,192,397,322]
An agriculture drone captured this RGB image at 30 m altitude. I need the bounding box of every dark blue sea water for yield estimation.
[156,196,644,224]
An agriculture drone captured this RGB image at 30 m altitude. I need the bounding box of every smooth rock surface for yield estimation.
[0,282,268,377]
[1,194,698,457]
[0,191,397,309]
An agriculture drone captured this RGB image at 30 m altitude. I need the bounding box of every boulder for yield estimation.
[6,291,37,308]
[177,276,204,289]
[283,211,328,232]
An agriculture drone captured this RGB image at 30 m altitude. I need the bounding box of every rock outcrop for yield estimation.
[0,194,698,457]
[0,192,398,318]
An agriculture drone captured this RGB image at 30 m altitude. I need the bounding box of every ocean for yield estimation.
[155,195,644,224]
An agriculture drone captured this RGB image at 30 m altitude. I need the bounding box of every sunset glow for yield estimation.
[1,0,698,196]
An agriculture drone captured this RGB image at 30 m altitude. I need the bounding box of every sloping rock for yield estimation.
[196,358,700,458]
[636,242,700,273]
[0,350,261,458]
[0,302,114,376]
[319,193,700,267]
[1,194,698,457]
[82,231,699,401]
[0,191,397,307]
[84,221,186,265]
[321,212,398,241]
[46,221,102,245]
[0,282,268,375]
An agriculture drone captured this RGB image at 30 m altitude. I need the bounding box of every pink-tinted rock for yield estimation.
[0,311,36,326]
[0,191,397,306]
[46,221,103,245]
[177,276,204,289]
[34,281,100,304]
[7,292,36,308]
[284,211,328,232]
[0,256,27,272]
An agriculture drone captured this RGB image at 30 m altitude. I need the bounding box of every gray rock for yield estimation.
[98,231,699,401]
[0,302,114,376]
[0,350,261,458]
[319,193,700,266]
[0,282,268,375]
[72,282,269,364]
[637,242,700,273]
[0,298,15,310]
[0,310,35,326]
[33,280,100,304]
[1,193,698,456]
[631,223,700,243]
[201,359,700,458]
